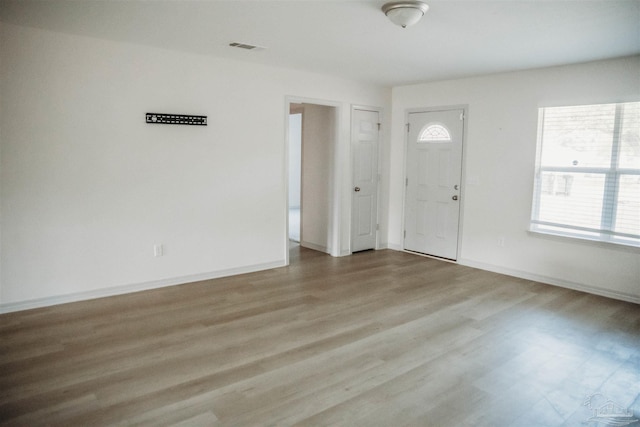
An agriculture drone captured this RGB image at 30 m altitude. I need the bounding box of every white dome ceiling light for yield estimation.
[381,1,429,28]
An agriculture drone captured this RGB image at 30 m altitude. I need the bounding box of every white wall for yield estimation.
[288,113,302,209]
[390,56,640,302]
[0,22,390,310]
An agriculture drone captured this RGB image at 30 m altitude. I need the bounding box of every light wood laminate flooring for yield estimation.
[1,247,639,426]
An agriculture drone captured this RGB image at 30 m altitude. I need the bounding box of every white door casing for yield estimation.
[404,109,464,260]
[351,109,380,252]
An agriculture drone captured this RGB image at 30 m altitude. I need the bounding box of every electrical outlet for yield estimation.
[154,244,164,257]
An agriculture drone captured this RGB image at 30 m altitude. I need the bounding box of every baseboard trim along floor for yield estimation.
[0,260,285,314]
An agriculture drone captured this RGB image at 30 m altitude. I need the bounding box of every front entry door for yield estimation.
[404,109,464,260]
[351,109,380,252]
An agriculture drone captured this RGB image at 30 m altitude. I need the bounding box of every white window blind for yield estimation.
[531,101,640,247]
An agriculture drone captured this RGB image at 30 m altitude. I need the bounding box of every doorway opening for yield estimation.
[286,101,339,264]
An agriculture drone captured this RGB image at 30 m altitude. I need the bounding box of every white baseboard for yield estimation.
[386,243,403,251]
[457,258,640,304]
[5,254,635,314]
[300,241,330,254]
[0,260,286,314]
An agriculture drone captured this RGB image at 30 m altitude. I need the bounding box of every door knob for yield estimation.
[452,195,458,201]
[354,187,361,192]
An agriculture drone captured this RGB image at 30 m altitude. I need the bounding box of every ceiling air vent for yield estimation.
[229,42,265,51]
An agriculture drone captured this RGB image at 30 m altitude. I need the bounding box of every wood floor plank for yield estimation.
[0,247,638,426]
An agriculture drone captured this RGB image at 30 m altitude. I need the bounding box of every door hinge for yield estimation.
[405,177,408,186]
[406,123,410,133]
[404,230,406,238]
[460,112,464,121]
[376,224,380,231]
[377,123,381,131]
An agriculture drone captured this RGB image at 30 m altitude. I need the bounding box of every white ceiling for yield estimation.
[1,0,639,86]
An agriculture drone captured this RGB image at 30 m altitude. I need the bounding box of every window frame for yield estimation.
[530,102,640,248]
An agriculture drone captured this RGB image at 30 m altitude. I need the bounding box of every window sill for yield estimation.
[528,228,640,252]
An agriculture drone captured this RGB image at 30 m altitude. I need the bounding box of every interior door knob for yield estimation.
[452,195,458,200]
[354,187,361,192]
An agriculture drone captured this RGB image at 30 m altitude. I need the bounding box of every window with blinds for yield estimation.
[530,101,640,247]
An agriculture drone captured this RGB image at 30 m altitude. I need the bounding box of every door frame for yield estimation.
[401,105,469,261]
[350,105,383,253]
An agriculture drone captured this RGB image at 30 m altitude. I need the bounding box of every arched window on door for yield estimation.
[418,123,451,142]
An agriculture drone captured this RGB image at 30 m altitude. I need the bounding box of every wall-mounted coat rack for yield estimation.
[146,113,207,126]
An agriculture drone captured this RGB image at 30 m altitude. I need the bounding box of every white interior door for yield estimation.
[351,109,380,252]
[404,109,464,260]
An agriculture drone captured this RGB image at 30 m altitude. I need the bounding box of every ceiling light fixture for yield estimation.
[381,1,429,28]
